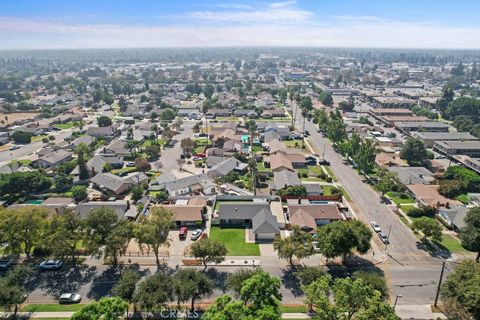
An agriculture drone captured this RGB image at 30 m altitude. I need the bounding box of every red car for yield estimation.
[179,227,188,240]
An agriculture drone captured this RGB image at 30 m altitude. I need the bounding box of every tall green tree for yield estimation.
[316,220,372,261]
[134,207,173,268]
[400,138,428,166]
[411,217,443,243]
[133,272,174,311]
[104,220,133,265]
[71,297,128,320]
[97,115,112,127]
[190,238,227,271]
[441,260,480,319]
[112,270,140,305]
[226,268,262,298]
[83,207,119,258]
[173,268,214,311]
[460,207,480,262]
[47,210,83,262]
[0,207,49,258]
[273,226,313,264]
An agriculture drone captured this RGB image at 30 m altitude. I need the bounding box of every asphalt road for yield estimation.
[288,107,448,305]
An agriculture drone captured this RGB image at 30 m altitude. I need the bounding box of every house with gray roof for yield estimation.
[87,156,123,176]
[33,149,73,169]
[388,167,435,185]
[91,172,148,195]
[155,173,216,196]
[76,200,138,220]
[272,169,301,191]
[207,157,246,179]
[217,203,280,240]
[438,206,468,230]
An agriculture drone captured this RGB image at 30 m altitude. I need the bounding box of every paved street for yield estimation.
[287,108,449,305]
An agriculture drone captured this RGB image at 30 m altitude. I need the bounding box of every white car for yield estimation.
[312,241,320,253]
[39,260,62,270]
[370,221,382,233]
[190,229,203,241]
[59,293,82,304]
[378,233,390,244]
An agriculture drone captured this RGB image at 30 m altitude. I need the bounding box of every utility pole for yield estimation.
[385,225,392,252]
[434,260,446,307]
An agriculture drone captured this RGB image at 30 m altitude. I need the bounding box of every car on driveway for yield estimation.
[179,227,188,240]
[370,221,382,233]
[191,229,203,241]
[39,260,62,270]
[378,232,389,244]
[59,293,82,304]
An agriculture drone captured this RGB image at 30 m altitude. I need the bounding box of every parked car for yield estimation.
[179,227,188,240]
[370,221,382,233]
[378,232,389,244]
[125,162,135,167]
[39,260,62,270]
[191,229,203,241]
[318,159,330,165]
[0,258,14,270]
[305,159,317,166]
[59,293,82,304]
[9,145,20,151]
[304,130,310,136]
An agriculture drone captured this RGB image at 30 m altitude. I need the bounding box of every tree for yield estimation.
[112,270,140,304]
[190,238,227,271]
[72,185,88,203]
[0,266,34,318]
[77,149,89,180]
[374,170,404,195]
[71,297,128,320]
[203,84,215,99]
[355,139,377,174]
[352,271,388,299]
[319,92,333,106]
[173,268,214,311]
[104,220,133,265]
[316,220,372,261]
[460,207,480,262]
[97,115,112,127]
[438,180,467,198]
[444,97,480,121]
[0,207,49,258]
[400,138,427,166]
[144,144,160,161]
[180,138,195,155]
[300,96,313,110]
[47,210,83,262]
[326,117,347,146]
[131,185,144,202]
[226,268,262,298]
[134,207,173,268]
[53,172,73,192]
[295,266,326,287]
[160,108,176,121]
[316,109,329,132]
[11,130,32,144]
[305,275,398,320]
[411,217,443,243]
[441,260,480,319]
[338,96,355,112]
[444,166,480,192]
[273,226,313,264]
[276,185,307,197]
[134,157,151,172]
[0,171,51,198]
[83,207,119,257]
[240,271,282,310]
[133,272,174,311]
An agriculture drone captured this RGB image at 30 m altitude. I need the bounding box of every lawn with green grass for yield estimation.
[209,226,260,256]
[280,305,307,313]
[252,145,263,153]
[455,194,470,204]
[434,234,471,254]
[22,304,85,312]
[256,161,272,173]
[323,166,337,182]
[386,191,416,205]
[53,122,76,130]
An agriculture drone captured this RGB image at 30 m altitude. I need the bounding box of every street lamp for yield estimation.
[393,294,402,310]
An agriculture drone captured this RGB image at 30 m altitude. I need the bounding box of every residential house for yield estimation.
[406,184,461,208]
[76,200,138,220]
[155,173,216,196]
[272,169,301,191]
[375,152,408,168]
[217,202,280,240]
[207,157,247,179]
[438,206,469,230]
[91,172,148,195]
[33,149,73,169]
[268,153,294,172]
[388,167,435,185]
[288,204,345,233]
[87,126,116,139]
[153,204,205,227]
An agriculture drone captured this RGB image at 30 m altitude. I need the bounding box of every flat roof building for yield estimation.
[395,121,451,133]
[413,132,478,147]
[434,140,480,158]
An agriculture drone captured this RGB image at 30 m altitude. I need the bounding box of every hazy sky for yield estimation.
[1,0,480,49]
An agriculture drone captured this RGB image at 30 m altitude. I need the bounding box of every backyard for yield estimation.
[209,226,260,256]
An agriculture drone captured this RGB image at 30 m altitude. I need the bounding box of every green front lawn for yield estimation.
[53,122,77,130]
[455,194,470,204]
[323,166,337,182]
[256,161,272,173]
[386,191,416,205]
[434,234,471,254]
[22,304,85,312]
[280,305,307,313]
[209,226,260,256]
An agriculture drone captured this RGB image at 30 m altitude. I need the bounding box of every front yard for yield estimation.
[386,191,416,205]
[209,226,260,256]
